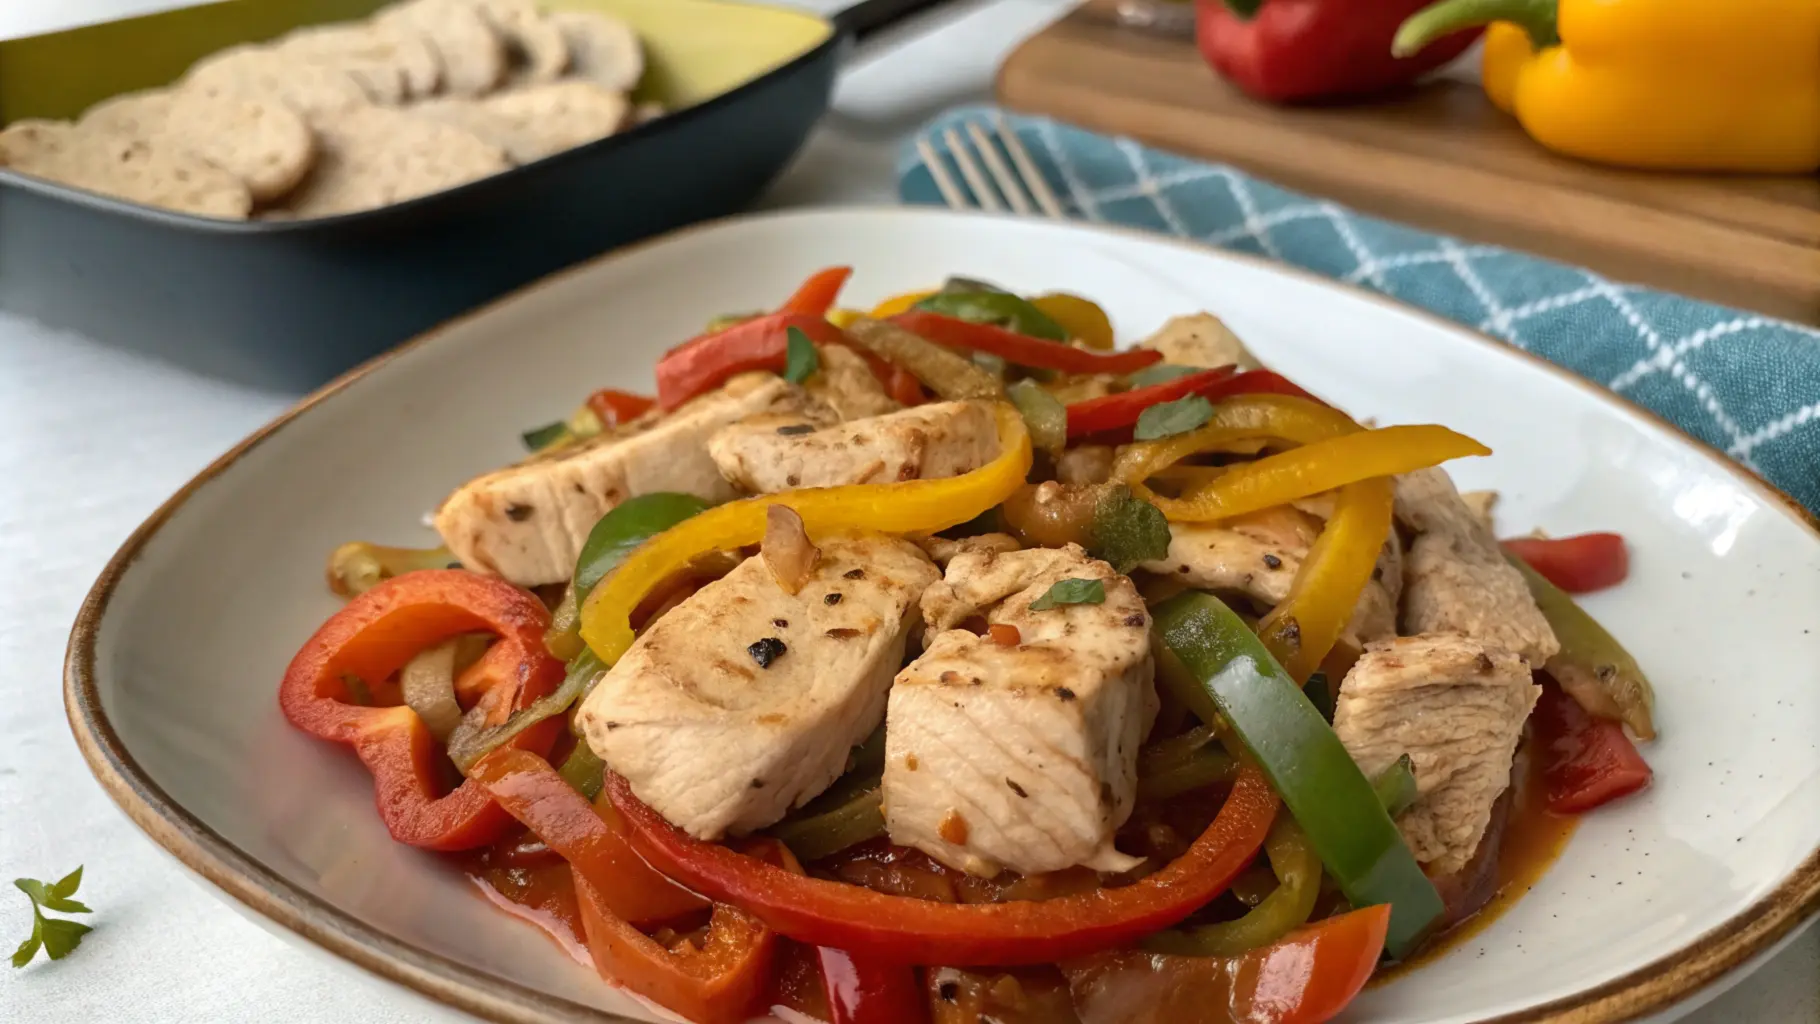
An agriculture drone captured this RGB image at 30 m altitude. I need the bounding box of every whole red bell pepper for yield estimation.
[1533,678,1652,814]
[1503,533,1629,594]
[606,765,1277,966]
[1196,0,1483,103]
[278,570,567,851]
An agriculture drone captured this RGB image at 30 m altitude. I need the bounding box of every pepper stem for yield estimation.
[1391,0,1559,58]
[1221,0,1266,18]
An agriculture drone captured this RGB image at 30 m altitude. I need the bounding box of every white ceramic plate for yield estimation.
[67,208,1820,1024]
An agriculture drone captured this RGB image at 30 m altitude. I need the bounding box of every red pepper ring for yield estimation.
[278,570,566,851]
[606,765,1279,966]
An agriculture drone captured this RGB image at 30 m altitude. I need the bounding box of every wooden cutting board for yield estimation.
[996,1,1820,325]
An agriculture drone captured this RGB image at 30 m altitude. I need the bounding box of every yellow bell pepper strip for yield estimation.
[1393,0,1820,173]
[1257,477,1396,683]
[1149,424,1491,523]
[579,405,1033,664]
[867,289,938,319]
[1112,393,1359,486]
[1030,293,1115,350]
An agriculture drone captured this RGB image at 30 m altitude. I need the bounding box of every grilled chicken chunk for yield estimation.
[709,400,1000,494]
[1137,313,1261,371]
[1138,506,1401,644]
[914,532,1022,568]
[884,544,1157,877]
[434,373,810,586]
[805,343,902,421]
[1333,633,1539,875]
[1396,468,1558,665]
[576,534,939,840]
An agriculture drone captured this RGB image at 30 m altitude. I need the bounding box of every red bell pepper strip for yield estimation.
[1503,533,1629,594]
[469,748,709,926]
[1062,903,1390,1024]
[278,570,566,851]
[819,947,928,1024]
[1533,678,1652,814]
[574,873,777,1024]
[655,314,849,410]
[1066,368,1322,441]
[1195,0,1483,103]
[606,765,1277,966]
[884,363,928,406]
[778,266,854,317]
[890,311,1164,375]
[585,389,657,428]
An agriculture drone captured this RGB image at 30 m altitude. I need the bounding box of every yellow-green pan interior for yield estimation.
[0,0,832,125]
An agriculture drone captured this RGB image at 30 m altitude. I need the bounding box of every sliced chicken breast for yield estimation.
[884,544,1157,877]
[914,532,1022,569]
[1137,313,1260,371]
[576,534,940,839]
[434,373,810,586]
[1333,633,1539,875]
[1138,505,1401,644]
[709,399,1000,494]
[1396,468,1558,665]
[806,343,901,421]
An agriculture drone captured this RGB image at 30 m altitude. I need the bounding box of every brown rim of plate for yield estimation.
[64,205,1820,1024]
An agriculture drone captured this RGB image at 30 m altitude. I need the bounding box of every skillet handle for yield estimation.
[832,0,963,42]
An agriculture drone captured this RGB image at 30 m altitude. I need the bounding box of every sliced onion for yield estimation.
[762,505,820,595]
[401,639,464,742]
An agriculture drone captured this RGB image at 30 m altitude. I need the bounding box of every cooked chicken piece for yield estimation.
[806,343,902,421]
[914,532,1022,568]
[1056,445,1115,486]
[576,534,939,839]
[1396,468,1558,665]
[435,373,811,586]
[709,400,1000,494]
[1137,313,1261,371]
[1333,634,1539,875]
[885,544,1158,877]
[1138,505,1400,644]
[1460,489,1499,532]
[1043,374,1119,405]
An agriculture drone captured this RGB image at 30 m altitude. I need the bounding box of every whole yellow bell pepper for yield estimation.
[1394,0,1820,173]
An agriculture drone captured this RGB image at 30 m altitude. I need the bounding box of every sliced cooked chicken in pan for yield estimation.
[885,544,1157,877]
[576,534,940,840]
[709,399,1000,493]
[1333,633,1539,875]
[433,373,813,586]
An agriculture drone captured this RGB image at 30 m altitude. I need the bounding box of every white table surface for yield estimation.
[1,1,1813,1020]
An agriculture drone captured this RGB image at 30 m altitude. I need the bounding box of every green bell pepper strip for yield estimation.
[913,290,1068,342]
[1152,591,1444,959]
[455,495,714,774]
[558,740,608,800]
[768,727,889,862]
[1506,553,1657,741]
[1007,379,1067,454]
[1136,727,1240,802]
[1373,755,1419,818]
[1144,817,1319,956]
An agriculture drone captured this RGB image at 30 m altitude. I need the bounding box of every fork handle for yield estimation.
[833,0,963,42]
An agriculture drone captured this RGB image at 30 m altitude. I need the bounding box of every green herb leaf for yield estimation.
[784,326,820,384]
[1030,577,1107,611]
[12,867,91,968]
[520,420,570,452]
[1126,363,1201,389]
[1090,486,1171,573]
[1134,395,1215,441]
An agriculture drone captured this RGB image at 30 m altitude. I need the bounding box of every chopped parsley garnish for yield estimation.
[12,867,92,968]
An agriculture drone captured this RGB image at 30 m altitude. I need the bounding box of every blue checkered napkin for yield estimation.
[898,105,1820,513]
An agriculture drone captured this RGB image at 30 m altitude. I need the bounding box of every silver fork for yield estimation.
[915,114,1067,219]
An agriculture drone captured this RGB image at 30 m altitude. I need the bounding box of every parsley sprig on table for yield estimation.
[12,866,92,967]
